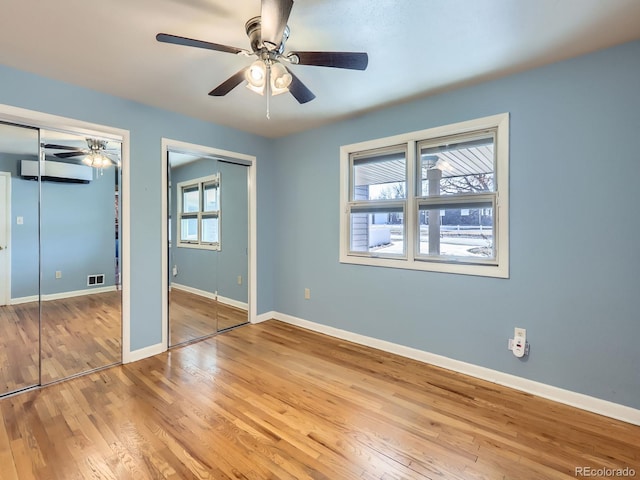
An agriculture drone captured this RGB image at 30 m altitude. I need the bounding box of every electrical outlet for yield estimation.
[16,216,23,225]
[55,271,62,279]
[304,288,310,300]
[237,275,242,285]
[514,327,526,339]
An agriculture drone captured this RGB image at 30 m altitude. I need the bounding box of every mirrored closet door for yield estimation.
[0,122,40,395]
[0,122,122,396]
[167,150,249,348]
[39,129,122,383]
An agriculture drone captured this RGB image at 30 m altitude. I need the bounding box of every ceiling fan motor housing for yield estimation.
[245,16,289,55]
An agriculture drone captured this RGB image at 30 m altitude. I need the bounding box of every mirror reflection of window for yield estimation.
[202,215,219,244]
[203,181,219,211]
[180,216,198,242]
[182,185,199,213]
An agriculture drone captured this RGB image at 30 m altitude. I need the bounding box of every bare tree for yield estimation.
[377,182,406,199]
[440,173,493,194]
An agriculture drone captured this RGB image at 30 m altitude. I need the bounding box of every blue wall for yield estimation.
[270,40,640,409]
[1,40,638,409]
[40,166,117,295]
[0,64,273,351]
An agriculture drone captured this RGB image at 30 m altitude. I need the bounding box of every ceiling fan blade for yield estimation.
[43,143,82,151]
[54,151,85,159]
[261,0,293,50]
[156,33,245,55]
[209,68,249,96]
[286,68,315,104]
[290,51,369,70]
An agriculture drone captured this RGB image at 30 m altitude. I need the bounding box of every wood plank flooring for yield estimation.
[1,320,638,479]
[169,289,248,346]
[40,292,121,384]
[1,288,247,394]
[0,291,121,392]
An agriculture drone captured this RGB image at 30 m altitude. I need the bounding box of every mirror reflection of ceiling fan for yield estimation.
[43,138,121,168]
[156,0,368,105]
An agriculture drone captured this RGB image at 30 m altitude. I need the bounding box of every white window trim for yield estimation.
[176,173,221,250]
[339,113,509,278]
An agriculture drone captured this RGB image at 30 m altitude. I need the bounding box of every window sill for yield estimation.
[339,253,509,278]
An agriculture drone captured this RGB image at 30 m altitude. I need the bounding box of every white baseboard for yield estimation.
[11,285,117,305]
[254,311,276,324]
[271,312,640,427]
[124,342,166,364]
[171,283,248,311]
[10,295,38,305]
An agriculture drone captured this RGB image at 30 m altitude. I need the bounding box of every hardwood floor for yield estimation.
[0,302,39,392]
[0,291,121,393]
[1,320,637,479]
[1,287,246,393]
[40,291,121,384]
[169,289,248,346]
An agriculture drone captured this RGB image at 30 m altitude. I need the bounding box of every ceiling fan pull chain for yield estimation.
[266,64,271,119]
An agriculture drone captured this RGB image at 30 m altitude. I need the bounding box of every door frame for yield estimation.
[161,138,257,349]
[0,102,131,363]
[0,171,10,306]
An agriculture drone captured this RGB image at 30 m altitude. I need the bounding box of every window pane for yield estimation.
[352,150,406,200]
[202,215,219,244]
[418,203,494,259]
[350,207,404,255]
[182,186,200,213]
[180,217,198,242]
[203,182,219,211]
[419,135,494,196]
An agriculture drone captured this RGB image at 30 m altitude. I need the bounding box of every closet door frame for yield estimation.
[160,138,257,350]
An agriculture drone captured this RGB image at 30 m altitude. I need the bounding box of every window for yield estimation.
[177,174,220,250]
[340,113,509,278]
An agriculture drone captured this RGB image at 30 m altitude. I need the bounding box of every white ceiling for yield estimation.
[1,0,639,138]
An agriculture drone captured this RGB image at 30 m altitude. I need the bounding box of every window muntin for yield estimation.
[177,173,220,250]
[339,113,509,278]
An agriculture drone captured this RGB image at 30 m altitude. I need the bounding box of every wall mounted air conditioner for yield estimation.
[20,160,92,184]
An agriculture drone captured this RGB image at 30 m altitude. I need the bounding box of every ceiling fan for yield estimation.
[43,138,121,168]
[156,0,368,105]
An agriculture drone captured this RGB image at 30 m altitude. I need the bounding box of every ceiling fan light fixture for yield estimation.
[270,62,292,95]
[83,152,113,168]
[245,60,267,94]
